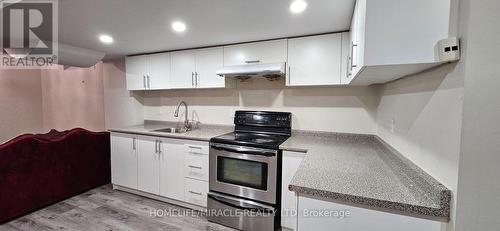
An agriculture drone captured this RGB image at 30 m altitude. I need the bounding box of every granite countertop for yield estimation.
[281,131,451,221]
[108,120,233,142]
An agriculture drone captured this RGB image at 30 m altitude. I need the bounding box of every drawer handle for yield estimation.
[188,146,203,150]
[245,60,260,64]
[188,165,202,169]
[188,190,202,195]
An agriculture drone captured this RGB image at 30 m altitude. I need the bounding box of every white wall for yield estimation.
[374,1,466,230]
[143,78,379,134]
[455,0,500,230]
[376,63,464,231]
[102,60,144,129]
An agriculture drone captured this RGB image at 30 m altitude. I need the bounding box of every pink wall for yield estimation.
[41,64,106,132]
[0,64,107,144]
[0,69,44,143]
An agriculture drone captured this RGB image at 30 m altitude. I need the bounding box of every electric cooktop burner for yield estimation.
[211,131,290,150]
[210,111,292,150]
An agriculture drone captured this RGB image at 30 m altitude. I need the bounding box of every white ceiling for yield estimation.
[58,0,355,60]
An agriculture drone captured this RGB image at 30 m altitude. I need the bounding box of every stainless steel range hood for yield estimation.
[216,62,286,81]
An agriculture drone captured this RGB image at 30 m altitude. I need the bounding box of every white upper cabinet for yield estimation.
[341,32,351,85]
[170,50,197,89]
[195,47,225,88]
[223,39,287,66]
[126,53,170,90]
[170,47,226,89]
[287,34,343,86]
[147,53,171,90]
[348,0,454,85]
[125,55,148,90]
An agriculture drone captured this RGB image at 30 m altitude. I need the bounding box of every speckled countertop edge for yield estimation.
[282,130,451,221]
[108,120,233,142]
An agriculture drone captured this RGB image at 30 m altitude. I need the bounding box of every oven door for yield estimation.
[209,143,278,204]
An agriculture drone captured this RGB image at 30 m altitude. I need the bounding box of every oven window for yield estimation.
[217,157,268,190]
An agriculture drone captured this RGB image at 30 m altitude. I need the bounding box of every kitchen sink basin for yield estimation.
[152,127,188,133]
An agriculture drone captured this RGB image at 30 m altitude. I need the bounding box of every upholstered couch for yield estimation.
[0,128,110,223]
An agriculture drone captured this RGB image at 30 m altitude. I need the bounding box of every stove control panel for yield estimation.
[234,111,291,128]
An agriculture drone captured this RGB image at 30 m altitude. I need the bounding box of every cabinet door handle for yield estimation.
[195,72,199,87]
[188,190,202,196]
[191,72,195,87]
[351,42,358,69]
[347,56,352,78]
[188,165,202,169]
[188,145,203,150]
[158,140,162,154]
[143,75,146,89]
[132,137,136,150]
[147,75,151,89]
[288,66,291,81]
[245,60,260,64]
[154,140,158,153]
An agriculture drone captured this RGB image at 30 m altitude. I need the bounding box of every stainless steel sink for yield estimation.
[152,127,188,133]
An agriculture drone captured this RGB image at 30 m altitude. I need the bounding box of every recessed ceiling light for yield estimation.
[290,0,308,14]
[172,21,187,33]
[98,34,114,44]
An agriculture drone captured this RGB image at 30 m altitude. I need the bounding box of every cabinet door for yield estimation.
[287,34,342,86]
[195,47,225,88]
[350,0,365,78]
[137,136,160,195]
[223,39,287,66]
[159,138,185,201]
[281,151,305,230]
[111,133,138,189]
[125,56,148,90]
[170,50,196,89]
[341,32,352,85]
[148,53,170,90]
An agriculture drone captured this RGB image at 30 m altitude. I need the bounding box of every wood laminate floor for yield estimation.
[0,185,236,231]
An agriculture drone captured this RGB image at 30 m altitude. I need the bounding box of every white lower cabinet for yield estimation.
[137,135,160,195]
[297,196,441,231]
[111,133,209,208]
[111,133,138,190]
[184,178,208,207]
[281,151,306,231]
[182,141,209,207]
[159,138,185,201]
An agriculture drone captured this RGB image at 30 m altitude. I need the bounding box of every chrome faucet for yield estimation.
[174,101,191,131]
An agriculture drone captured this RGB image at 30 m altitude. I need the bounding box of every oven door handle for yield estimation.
[208,192,276,212]
[211,145,276,156]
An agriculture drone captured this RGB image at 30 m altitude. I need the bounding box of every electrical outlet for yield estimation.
[390,119,395,133]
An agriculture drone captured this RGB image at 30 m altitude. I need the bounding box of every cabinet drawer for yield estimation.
[184,151,209,181]
[184,178,208,207]
[184,142,209,155]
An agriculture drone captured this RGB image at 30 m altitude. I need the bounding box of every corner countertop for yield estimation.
[280,131,451,221]
[108,120,233,142]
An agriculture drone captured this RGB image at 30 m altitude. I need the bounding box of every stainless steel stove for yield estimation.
[208,111,292,231]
